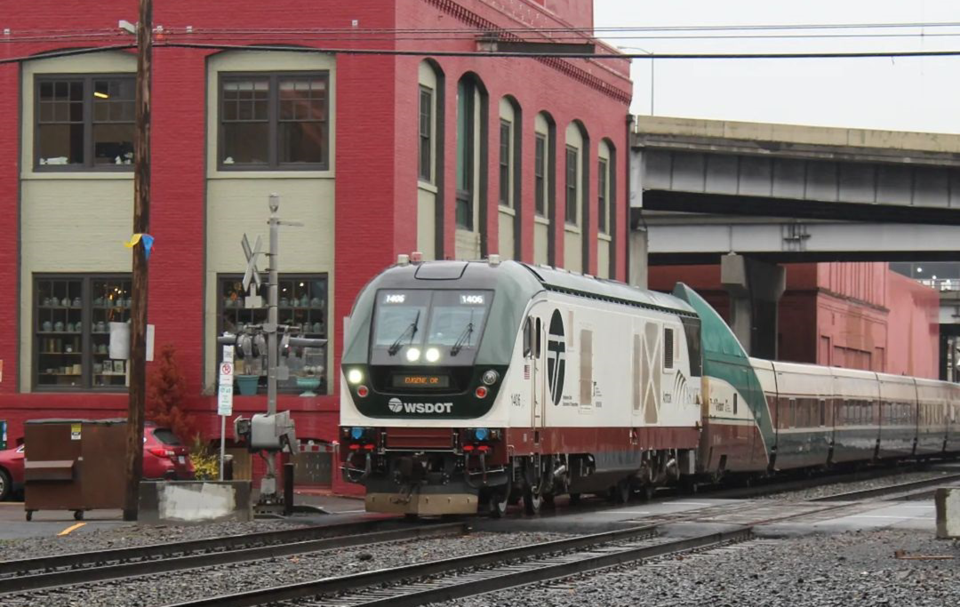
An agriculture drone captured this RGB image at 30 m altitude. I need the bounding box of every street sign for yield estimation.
[218,346,235,416]
[218,385,234,416]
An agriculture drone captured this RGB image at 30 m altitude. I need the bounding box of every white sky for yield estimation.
[593,0,960,134]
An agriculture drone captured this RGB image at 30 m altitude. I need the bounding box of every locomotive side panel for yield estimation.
[915,378,950,455]
[877,374,919,459]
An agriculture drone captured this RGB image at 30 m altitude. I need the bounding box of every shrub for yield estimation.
[146,344,198,444]
[190,435,220,480]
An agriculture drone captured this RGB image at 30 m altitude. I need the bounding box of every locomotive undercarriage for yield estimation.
[345,446,693,517]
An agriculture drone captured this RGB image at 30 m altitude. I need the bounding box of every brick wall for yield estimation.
[0,0,631,495]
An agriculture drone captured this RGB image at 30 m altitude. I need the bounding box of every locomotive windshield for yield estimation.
[372,289,492,363]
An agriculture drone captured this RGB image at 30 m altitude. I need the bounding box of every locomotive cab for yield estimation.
[339,258,522,516]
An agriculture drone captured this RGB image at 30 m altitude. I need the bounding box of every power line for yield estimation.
[9,42,960,64]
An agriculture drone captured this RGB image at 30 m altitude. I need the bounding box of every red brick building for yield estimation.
[0,1,631,490]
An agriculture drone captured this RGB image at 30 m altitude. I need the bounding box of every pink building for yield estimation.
[649,262,940,379]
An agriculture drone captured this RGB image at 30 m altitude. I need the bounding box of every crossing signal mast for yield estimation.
[220,194,326,509]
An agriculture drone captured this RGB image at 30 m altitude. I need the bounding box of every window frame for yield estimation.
[565,145,579,226]
[34,74,136,172]
[598,157,609,234]
[217,71,330,172]
[215,273,330,395]
[33,273,132,392]
[455,79,477,230]
[534,133,547,217]
[418,85,434,183]
[498,119,512,207]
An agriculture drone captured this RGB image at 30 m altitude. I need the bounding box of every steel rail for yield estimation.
[0,522,466,595]
[338,528,755,607]
[0,518,399,578]
[161,524,663,607]
[808,471,960,502]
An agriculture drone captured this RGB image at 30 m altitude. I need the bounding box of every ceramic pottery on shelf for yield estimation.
[54,321,64,332]
[42,321,53,332]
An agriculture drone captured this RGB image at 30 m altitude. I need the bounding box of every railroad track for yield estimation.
[157,472,960,607]
[0,519,467,594]
[807,471,960,502]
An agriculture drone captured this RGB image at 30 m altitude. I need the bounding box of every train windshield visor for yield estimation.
[372,289,492,360]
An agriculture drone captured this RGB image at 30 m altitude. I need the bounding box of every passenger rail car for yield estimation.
[339,259,960,517]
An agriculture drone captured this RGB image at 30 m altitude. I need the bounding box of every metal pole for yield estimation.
[265,193,280,495]
[124,0,152,522]
[219,415,226,481]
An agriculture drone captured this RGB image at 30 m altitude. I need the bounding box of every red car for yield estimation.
[0,427,194,501]
[143,426,196,481]
[0,444,25,501]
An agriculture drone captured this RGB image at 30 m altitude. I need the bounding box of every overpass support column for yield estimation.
[629,228,648,289]
[721,254,785,359]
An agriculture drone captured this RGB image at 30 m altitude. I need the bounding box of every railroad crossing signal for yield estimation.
[241,234,264,308]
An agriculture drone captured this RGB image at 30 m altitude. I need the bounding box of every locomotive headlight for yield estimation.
[474,427,489,441]
[347,369,363,385]
[482,369,499,385]
[425,347,441,363]
[406,347,422,362]
[350,427,365,440]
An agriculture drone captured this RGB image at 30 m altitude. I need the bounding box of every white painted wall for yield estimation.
[19,52,137,390]
[204,51,337,391]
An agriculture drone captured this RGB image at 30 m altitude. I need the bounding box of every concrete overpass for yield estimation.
[630,117,960,265]
[628,117,960,359]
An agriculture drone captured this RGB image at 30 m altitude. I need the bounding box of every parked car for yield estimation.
[0,444,25,501]
[0,426,194,501]
[143,426,196,481]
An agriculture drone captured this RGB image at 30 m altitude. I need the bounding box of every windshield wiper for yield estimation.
[388,310,420,356]
[450,320,475,357]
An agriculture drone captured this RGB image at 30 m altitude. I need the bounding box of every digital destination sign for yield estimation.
[392,374,451,389]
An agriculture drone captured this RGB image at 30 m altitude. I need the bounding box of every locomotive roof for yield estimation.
[520,263,697,317]
[341,259,698,367]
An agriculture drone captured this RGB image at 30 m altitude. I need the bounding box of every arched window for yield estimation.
[564,120,590,273]
[455,73,487,259]
[417,60,444,260]
[498,96,522,260]
[534,111,556,266]
[597,139,616,278]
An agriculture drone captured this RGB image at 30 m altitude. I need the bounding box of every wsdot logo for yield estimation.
[387,398,453,414]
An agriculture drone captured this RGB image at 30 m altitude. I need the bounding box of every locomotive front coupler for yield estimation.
[341,451,373,483]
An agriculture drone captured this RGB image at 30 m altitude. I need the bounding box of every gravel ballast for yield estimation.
[431,529,960,607]
[761,469,957,502]
[0,519,308,562]
[0,530,569,607]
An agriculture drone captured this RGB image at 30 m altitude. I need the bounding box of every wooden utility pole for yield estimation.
[123,0,152,521]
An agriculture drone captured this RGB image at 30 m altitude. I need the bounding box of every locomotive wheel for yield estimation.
[568,493,581,506]
[523,485,542,515]
[488,490,509,519]
[74,510,84,521]
[611,479,631,504]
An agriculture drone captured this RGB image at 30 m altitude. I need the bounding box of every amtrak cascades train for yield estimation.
[339,257,960,517]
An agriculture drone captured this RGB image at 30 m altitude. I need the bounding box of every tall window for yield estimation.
[218,275,329,394]
[598,157,609,234]
[418,86,433,182]
[220,73,329,170]
[535,134,547,216]
[35,275,132,390]
[456,79,476,229]
[36,75,135,169]
[565,146,579,225]
[499,120,512,207]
